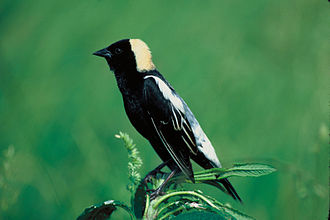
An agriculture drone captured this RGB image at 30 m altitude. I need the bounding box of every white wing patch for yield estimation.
[144,74,220,168]
[130,39,156,72]
[144,75,185,113]
[193,125,222,168]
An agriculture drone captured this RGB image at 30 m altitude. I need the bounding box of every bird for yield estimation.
[93,39,241,202]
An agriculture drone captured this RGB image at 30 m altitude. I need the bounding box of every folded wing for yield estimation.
[143,75,198,182]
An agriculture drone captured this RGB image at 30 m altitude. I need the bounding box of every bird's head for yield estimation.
[93,39,156,73]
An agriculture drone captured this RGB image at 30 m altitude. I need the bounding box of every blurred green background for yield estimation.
[0,0,328,219]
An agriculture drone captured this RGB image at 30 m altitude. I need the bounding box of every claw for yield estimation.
[143,161,169,185]
[144,175,153,184]
[150,189,165,200]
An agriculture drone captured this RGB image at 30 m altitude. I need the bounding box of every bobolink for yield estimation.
[93,39,241,201]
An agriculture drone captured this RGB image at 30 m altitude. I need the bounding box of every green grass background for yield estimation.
[0,0,328,219]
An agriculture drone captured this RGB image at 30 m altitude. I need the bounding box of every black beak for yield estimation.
[93,48,112,58]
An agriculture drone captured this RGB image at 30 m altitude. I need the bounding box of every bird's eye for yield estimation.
[115,48,123,54]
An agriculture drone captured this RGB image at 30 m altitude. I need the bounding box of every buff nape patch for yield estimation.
[129,39,156,72]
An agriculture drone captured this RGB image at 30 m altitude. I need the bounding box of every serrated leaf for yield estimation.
[194,163,276,182]
[221,207,255,220]
[220,163,276,178]
[172,211,227,220]
[207,198,255,220]
[198,193,255,220]
[77,200,134,220]
[133,181,147,219]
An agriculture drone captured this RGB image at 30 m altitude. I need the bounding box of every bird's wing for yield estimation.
[143,75,198,181]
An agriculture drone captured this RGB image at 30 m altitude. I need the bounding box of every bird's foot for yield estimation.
[144,174,154,184]
[143,161,169,184]
[144,170,166,184]
[149,188,165,200]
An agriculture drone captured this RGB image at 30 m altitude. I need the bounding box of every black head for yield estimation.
[93,39,156,73]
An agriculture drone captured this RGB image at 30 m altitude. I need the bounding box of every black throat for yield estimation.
[113,69,145,97]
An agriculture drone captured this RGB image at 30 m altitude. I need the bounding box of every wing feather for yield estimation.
[143,75,198,181]
[150,116,193,180]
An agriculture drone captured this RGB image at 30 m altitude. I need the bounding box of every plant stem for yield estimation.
[153,191,220,211]
[156,200,183,218]
[158,206,185,220]
[142,195,150,219]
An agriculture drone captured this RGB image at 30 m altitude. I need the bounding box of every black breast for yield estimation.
[115,70,175,166]
[122,94,151,139]
[115,72,150,139]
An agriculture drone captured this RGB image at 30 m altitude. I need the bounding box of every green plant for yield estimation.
[77,132,276,220]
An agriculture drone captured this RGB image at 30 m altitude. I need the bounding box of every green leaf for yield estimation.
[208,198,255,220]
[172,211,227,220]
[220,163,276,178]
[77,200,135,220]
[132,181,147,219]
[193,163,276,182]
[76,133,272,220]
[149,189,255,220]
[221,207,255,220]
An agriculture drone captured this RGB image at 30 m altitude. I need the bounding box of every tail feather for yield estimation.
[203,180,226,192]
[219,178,242,203]
[203,178,242,203]
[198,162,242,202]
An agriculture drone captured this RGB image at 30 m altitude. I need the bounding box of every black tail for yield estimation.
[203,178,242,203]
[198,162,242,202]
[219,178,242,203]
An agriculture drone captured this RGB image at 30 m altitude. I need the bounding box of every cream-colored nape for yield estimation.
[129,39,156,72]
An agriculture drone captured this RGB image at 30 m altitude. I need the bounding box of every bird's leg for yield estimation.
[150,169,177,200]
[144,160,170,184]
